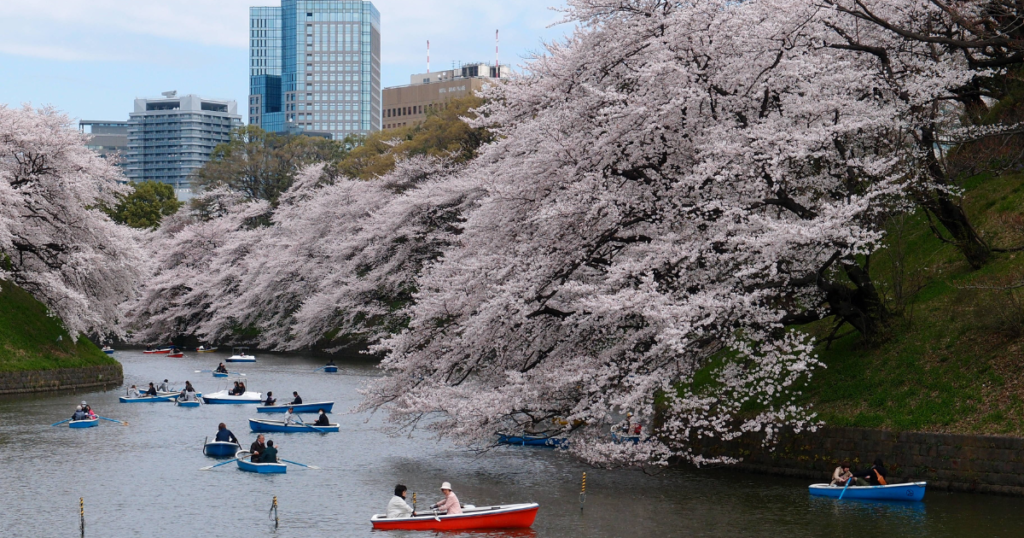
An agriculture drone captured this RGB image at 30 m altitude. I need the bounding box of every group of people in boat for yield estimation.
[247,434,279,463]
[179,381,198,402]
[71,401,97,421]
[215,363,229,374]
[261,391,303,407]
[830,457,889,487]
[228,381,248,395]
[386,482,463,518]
[126,380,171,398]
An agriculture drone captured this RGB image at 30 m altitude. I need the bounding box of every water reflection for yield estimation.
[0,351,1022,537]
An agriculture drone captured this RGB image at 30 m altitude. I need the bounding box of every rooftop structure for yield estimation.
[79,120,129,170]
[382,62,509,130]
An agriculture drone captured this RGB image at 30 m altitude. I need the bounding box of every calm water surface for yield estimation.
[1,351,1021,537]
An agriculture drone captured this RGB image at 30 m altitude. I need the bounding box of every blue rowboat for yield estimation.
[323,365,338,373]
[248,418,339,433]
[212,372,228,378]
[235,451,286,474]
[203,440,240,457]
[497,433,568,448]
[611,433,641,444]
[102,348,115,354]
[69,419,98,428]
[255,401,334,414]
[119,394,178,403]
[202,390,263,404]
[808,482,927,501]
[176,399,201,408]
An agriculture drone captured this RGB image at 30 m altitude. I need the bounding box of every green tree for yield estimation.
[191,125,349,204]
[105,181,181,229]
[339,95,493,179]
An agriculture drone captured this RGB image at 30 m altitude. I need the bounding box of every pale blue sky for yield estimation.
[0,0,571,124]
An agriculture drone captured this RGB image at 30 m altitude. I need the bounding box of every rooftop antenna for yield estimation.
[496,29,500,78]
[427,40,430,74]
[161,90,177,98]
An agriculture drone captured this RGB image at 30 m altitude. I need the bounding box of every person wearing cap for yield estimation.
[387,484,416,518]
[432,482,462,515]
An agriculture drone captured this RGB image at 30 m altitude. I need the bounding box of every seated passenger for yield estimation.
[72,405,88,421]
[157,379,169,392]
[853,458,888,486]
[215,422,238,444]
[432,482,462,515]
[145,383,158,396]
[831,462,853,486]
[315,409,330,426]
[263,391,277,406]
[260,440,279,463]
[229,382,242,396]
[127,385,140,398]
[249,435,266,463]
[215,363,228,374]
[290,391,303,405]
[387,485,415,518]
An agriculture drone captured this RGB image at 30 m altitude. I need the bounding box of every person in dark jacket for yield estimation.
[249,434,266,463]
[290,391,303,405]
[215,363,228,374]
[315,409,330,426]
[260,440,279,463]
[853,457,888,486]
[215,422,238,444]
[145,383,158,396]
[229,381,241,396]
[263,391,276,406]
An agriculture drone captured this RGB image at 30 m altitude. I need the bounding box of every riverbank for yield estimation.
[0,281,122,393]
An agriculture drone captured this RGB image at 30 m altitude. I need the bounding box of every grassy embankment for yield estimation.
[0,280,116,371]
[804,173,1024,435]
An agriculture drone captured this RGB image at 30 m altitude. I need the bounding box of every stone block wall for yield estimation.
[695,427,1024,496]
[0,364,123,395]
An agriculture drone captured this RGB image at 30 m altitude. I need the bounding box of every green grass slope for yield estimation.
[0,280,117,372]
[805,173,1024,435]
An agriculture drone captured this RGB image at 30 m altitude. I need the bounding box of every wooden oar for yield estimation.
[838,477,853,500]
[97,416,128,426]
[200,456,243,471]
[280,458,319,469]
[194,369,213,373]
[51,418,72,427]
[299,421,329,434]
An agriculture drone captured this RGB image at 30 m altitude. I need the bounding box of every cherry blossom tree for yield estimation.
[0,105,144,338]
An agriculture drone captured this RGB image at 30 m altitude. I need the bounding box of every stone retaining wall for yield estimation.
[0,364,123,395]
[696,427,1024,496]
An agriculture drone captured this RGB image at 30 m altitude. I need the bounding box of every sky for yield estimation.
[0,0,572,124]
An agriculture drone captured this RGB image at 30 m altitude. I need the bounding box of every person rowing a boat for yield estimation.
[290,391,303,405]
[249,434,266,463]
[314,409,330,426]
[145,383,158,397]
[72,405,88,421]
[215,363,228,374]
[851,457,888,486]
[432,482,462,515]
[127,385,141,398]
[387,485,416,518]
[830,462,853,486]
[215,422,239,444]
[283,407,302,426]
[263,391,277,406]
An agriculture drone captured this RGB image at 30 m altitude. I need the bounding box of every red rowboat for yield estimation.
[370,503,538,531]
[167,353,184,358]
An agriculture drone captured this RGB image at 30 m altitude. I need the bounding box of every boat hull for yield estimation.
[69,419,98,428]
[808,482,927,501]
[202,390,263,404]
[226,355,256,363]
[235,451,286,474]
[167,353,184,358]
[119,394,178,403]
[103,349,115,354]
[203,441,240,457]
[371,503,539,531]
[249,418,339,433]
[197,348,218,353]
[256,402,334,414]
[497,434,568,448]
[212,372,228,378]
[323,366,338,373]
[143,349,173,354]
[176,399,201,407]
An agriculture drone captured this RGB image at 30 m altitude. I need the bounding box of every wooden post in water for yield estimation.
[80,497,85,537]
[580,472,586,511]
[270,496,279,528]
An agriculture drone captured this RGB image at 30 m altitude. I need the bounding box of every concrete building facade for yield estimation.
[382,63,509,129]
[126,93,242,193]
[79,120,129,170]
[249,0,381,140]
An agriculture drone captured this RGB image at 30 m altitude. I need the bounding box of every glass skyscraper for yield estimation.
[249,0,381,140]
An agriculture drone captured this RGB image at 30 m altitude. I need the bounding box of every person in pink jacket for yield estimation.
[432,482,462,515]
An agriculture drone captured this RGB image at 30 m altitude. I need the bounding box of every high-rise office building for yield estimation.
[126,92,242,193]
[79,120,129,171]
[249,0,381,140]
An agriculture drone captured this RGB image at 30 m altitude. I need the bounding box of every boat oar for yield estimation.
[51,418,72,427]
[97,416,128,426]
[313,366,325,372]
[194,369,213,373]
[280,458,319,469]
[300,422,329,434]
[200,456,243,471]
[838,478,852,500]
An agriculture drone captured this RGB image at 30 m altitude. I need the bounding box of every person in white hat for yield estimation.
[432,482,462,515]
